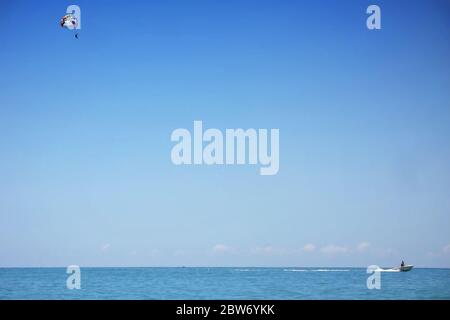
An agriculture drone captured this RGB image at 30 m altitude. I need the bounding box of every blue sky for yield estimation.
[0,0,449,267]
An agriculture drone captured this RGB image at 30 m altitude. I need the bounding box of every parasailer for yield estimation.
[60,14,79,38]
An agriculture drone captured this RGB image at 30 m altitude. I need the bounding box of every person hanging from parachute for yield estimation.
[60,13,79,39]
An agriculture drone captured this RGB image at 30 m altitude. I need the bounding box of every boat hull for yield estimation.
[399,265,413,272]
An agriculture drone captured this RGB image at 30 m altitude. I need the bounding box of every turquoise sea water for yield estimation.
[0,268,449,300]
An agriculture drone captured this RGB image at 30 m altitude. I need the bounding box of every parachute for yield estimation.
[60,14,79,38]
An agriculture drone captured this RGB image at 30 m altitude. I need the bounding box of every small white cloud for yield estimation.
[212,244,234,254]
[303,243,316,252]
[321,244,348,255]
[375,247,397,258]
[443,244,450,254]
[173,249,188,256]
[427,251,438,257]
[357,241,370,252]
[251,245,305,256]
[101,243,110,252]
[252,245,281,255]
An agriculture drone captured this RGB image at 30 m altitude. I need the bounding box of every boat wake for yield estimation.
[374,268,400,272]
[283,269,349,272]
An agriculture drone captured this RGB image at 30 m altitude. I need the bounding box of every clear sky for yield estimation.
[0,0,449,267]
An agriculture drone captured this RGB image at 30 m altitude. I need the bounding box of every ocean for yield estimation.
[0,267,449,300]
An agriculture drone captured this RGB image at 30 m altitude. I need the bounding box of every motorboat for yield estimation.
[399,265,413,272]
